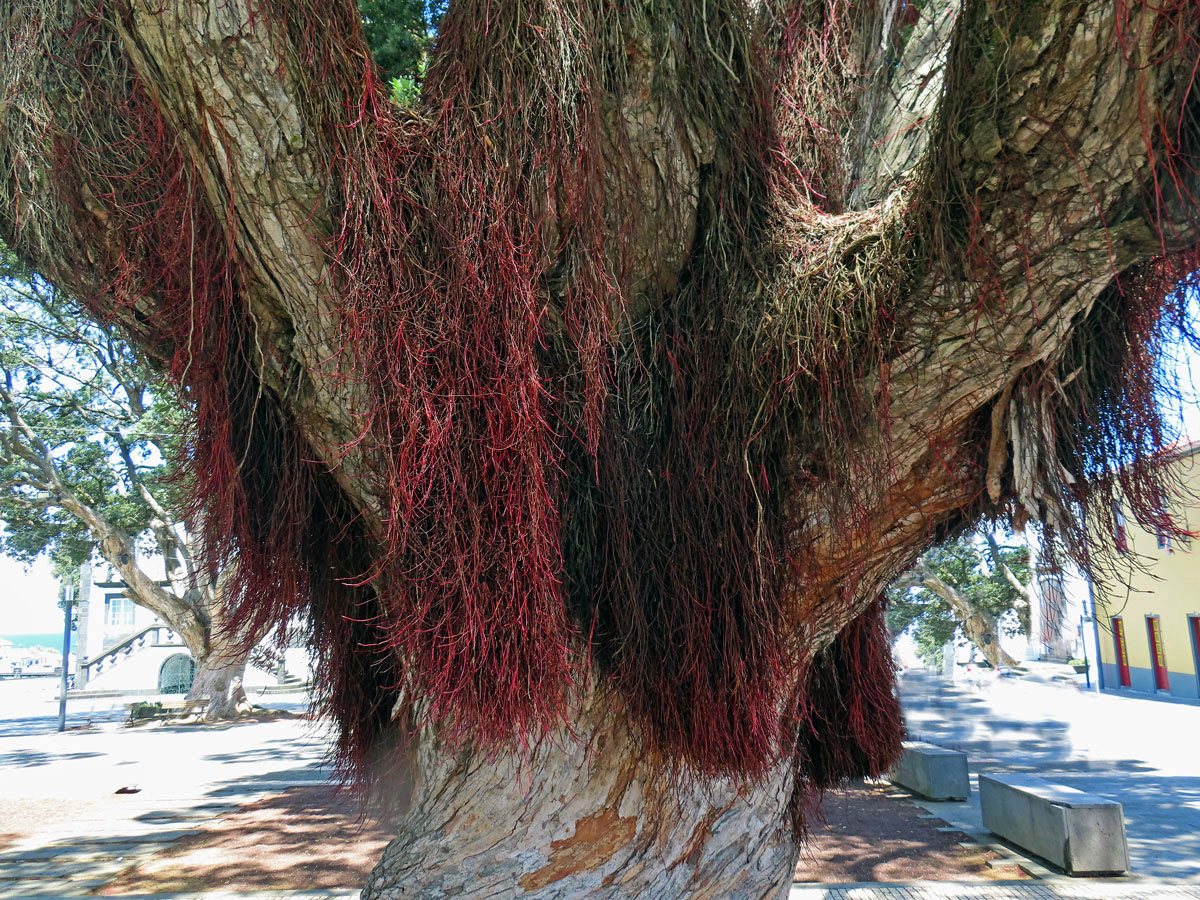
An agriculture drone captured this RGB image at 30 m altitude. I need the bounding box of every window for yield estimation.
[1112,502,1128,553]
[158,654,195,694]
[1157,530,1172,551]
[104,593,135,627]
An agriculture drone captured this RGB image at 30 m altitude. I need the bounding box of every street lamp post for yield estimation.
[57,583,74,733]
[1079,613,1091,689]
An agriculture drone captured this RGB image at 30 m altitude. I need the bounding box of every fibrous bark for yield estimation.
[2,0,1197,894]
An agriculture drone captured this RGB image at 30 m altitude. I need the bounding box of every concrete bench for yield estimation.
[979,774,1129,875]
[888,741,970,800]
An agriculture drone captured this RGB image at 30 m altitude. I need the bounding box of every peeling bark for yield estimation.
[364,693,798,900]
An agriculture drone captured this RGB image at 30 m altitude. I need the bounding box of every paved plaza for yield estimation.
[789,885,1200,899]
[1,672,1197,898]
[0,678,328,897]
[900,670,1200,881]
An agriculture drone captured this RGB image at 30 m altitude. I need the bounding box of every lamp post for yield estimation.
[57,582,74,733]
[1079,613,1092,689]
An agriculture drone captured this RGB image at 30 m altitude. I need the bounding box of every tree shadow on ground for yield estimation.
[0,710,124,738]
[900,671,1200,879]
[0,748,102,767]
[200,732,328,767]
[794,781,1019,884]
[137,709,308,734]
[96,785,389,894]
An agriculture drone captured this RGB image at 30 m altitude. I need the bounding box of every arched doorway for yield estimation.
[159,653,195,694]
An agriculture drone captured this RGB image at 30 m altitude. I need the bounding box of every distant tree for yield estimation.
[0,249,259,716]
[357,0,443,97]
[889,532,1032,669]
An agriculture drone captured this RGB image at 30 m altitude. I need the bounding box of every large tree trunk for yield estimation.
[895,565,1019,669]
[2,0,1198,895]
[58,480,254,718]
[365,692,798,899]
[189,653,252,718]
[960,614,1019,671]
[188,624,254,719]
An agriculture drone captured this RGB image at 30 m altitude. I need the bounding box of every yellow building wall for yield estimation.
[1094,449,1200,698]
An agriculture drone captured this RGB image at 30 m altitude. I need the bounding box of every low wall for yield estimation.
[979,773,1129,875]
[888,741,970,800]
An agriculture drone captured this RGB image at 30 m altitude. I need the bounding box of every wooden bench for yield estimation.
[125,698,208,723]
[979,774,1129,875]
[888,741,970,800]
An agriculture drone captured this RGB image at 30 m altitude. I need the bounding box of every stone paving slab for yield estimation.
[1,887,1197,900]
[0,894,360,900]
[0,877,112,899]
[0,863,102,879]
[131,808,242,823]
[1,832,199,858]
[0,828,198,900]
[789,882,1200,899]
[0,859,139,879]
[58,830,197,845]
[2,841,174,859]
[0,846,122,862]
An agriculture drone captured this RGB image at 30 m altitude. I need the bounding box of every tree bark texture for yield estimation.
[186,596,255,718]
[2,0,1198,895]
[363,692,798,900]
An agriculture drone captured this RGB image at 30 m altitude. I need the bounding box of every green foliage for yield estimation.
[0,246,183,577]
[127,700,164,720]
[358,0,443,87]
[887,588,957,667]
[887,533,1031,666]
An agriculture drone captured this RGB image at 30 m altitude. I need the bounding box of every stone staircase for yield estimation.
[249,645,308,694]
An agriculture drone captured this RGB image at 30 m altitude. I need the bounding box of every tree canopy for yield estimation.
[0,250,183,574]
[357,0,444,97]
[888,533,1031,668]
[0,248,257,715]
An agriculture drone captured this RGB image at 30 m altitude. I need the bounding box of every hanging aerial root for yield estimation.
[22,0,927,783]
[11,0,1197,800]
[788,596,904,836]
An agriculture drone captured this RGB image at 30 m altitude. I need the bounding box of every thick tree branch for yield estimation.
[111,432,201,608]
[983,531,1032,608]
[1,0,1198,891]
[894,561,1018,668]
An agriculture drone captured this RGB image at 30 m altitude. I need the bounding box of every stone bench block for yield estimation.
[888,741,970,800]
[979,773,1129,875]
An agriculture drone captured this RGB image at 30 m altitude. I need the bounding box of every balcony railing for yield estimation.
[82,624,185,678]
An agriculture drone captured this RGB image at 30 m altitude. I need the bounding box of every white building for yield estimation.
[0,636,67,678]
[74,560,307,696]
[1021,530,1098,666]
